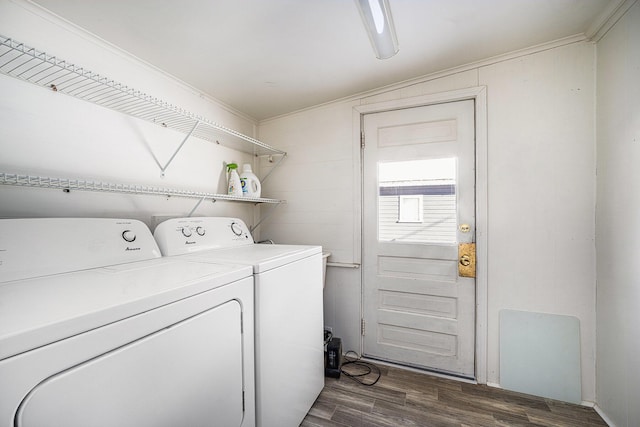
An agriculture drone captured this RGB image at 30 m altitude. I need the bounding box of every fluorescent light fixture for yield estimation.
[355,0,399,59]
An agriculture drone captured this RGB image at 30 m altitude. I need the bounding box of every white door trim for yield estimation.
[352,86,488,384]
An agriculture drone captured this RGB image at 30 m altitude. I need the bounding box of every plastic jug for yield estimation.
[227,163,243,197]
[240,164,262,198]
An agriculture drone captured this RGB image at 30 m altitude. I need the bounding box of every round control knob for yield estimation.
[230,222,243,236]
[122,230,136,243]
[181,227,192,237]
[196,226,205,236]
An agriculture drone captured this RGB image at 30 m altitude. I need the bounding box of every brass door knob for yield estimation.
[460,255,471,266]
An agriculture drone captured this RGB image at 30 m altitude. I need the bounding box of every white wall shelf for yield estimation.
[0,35,286,168]
[0,173,283,205]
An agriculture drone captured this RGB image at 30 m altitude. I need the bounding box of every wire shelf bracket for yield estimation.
[249,201,282,234]
[160,120,200,177]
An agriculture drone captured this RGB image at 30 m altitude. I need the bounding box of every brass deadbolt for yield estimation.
[458,243,476,278]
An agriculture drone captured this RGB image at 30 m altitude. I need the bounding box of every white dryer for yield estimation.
[0,218,255,427]
[154,217,324,427]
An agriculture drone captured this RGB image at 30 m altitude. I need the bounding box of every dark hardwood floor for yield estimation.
[301,362,607,427]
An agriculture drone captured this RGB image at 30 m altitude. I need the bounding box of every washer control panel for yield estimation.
[153,217,254,256]
[230,222,244,236]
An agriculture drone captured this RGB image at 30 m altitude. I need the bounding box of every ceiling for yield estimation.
[31,0,616,121]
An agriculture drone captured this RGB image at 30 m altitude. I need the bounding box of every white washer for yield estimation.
[154,217,324,427]
[0,218,255,427]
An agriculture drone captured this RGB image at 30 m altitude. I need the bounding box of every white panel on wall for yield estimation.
[500,310,581,404]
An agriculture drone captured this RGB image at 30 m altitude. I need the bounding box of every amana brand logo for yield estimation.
[125,247,141,251]
[185,241,196,245]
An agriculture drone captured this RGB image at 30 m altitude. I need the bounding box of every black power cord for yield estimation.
[324,330,333,345]
[340,350,381,386]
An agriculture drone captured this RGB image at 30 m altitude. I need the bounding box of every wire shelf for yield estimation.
[0,35,286,157]
[0,173,283,205]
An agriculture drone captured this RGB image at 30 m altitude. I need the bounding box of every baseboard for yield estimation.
[488,383,600,411]
[594,405,616,427]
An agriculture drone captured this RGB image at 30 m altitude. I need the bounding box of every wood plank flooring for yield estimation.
[301,362,607,427]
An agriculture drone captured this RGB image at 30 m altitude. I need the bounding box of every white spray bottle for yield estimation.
[227,163,243,197]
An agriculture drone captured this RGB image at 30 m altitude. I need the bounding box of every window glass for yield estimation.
[398,195,423,223]
[378,158,457,243]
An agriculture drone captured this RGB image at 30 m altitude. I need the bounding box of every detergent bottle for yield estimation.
[227,163,243,197]
[240,163,262,198]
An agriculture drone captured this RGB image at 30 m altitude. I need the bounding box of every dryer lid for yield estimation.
[0,258,252,360]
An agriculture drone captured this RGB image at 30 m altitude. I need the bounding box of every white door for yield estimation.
[362,100,476,377]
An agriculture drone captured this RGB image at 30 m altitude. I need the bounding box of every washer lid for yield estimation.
[0,258,252,360]
[154,217,254,256]
[179,244,321,273]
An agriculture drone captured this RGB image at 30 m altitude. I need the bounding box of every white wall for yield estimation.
[479,42,596,400]
[257,100,362,352]
[0,0,259,230]
[595,2,640,426]
[259,41,597,402]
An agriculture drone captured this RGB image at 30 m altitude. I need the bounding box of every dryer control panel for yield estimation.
[153,217,254,256]
[0,218,161,283]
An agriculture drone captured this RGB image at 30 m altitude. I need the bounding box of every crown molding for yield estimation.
[585,0,638,42]
[260,33,588,123]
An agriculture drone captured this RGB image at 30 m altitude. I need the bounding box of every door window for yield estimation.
[378,158,457,243]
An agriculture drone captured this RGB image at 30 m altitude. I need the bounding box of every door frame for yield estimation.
[352,86,488,383]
